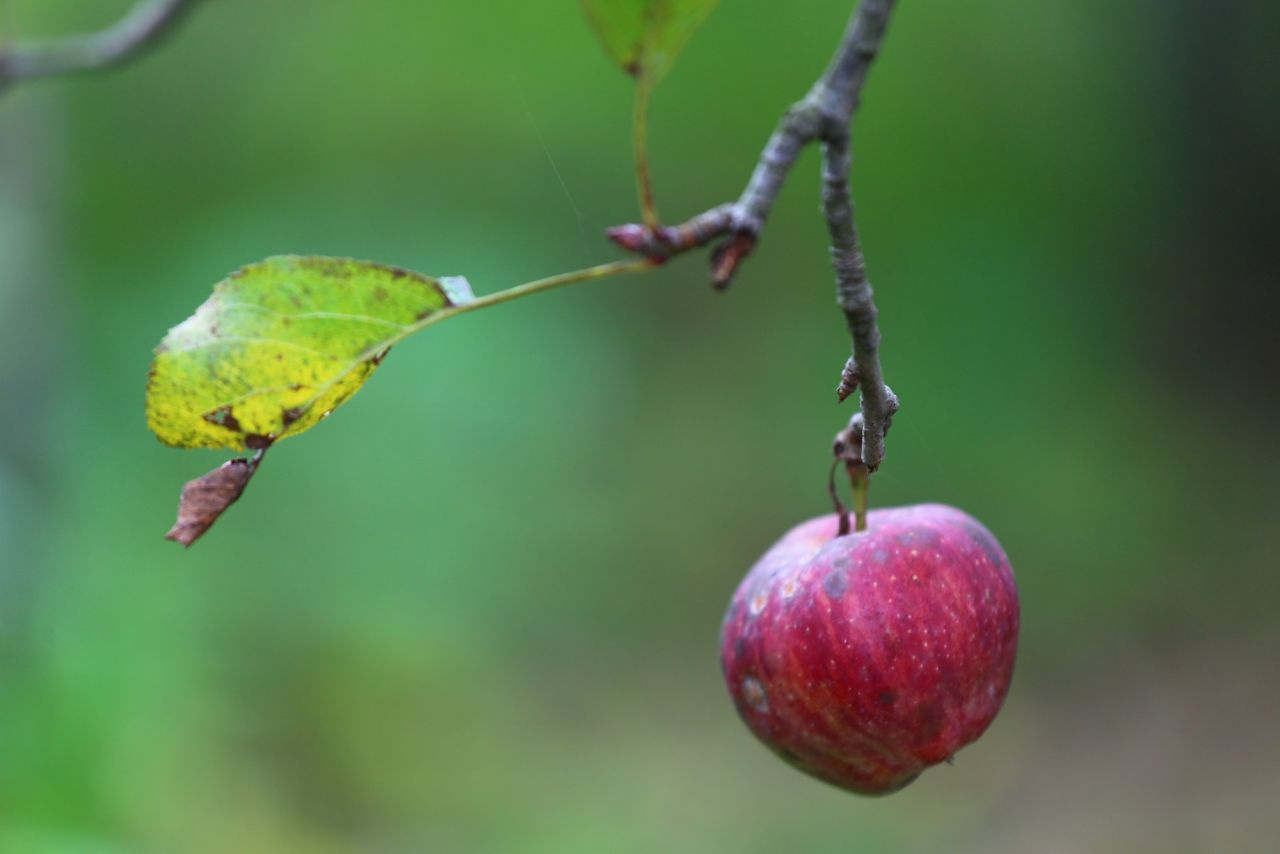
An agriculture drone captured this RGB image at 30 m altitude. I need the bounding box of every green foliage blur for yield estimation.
[1,1,1276,851]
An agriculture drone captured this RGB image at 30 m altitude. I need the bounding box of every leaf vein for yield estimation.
[216,301,411,331]
[169,335,336,359]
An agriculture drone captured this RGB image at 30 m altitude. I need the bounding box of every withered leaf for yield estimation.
[165,458,254,547]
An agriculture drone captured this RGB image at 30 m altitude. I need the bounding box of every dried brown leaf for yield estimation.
[165,458,254,547]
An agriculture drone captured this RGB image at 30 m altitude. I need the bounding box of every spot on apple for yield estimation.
[742,676,769,712]
[896,526,941,548]
[823,570,848,598]
[965,522,1005,567]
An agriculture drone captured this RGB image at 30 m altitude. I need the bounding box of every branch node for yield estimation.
[603,1,897,307]
[837,356,860,402]
[605,223,666,261]
[710,233,756,290]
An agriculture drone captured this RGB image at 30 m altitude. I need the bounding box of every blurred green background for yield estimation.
[1,1,1277,851]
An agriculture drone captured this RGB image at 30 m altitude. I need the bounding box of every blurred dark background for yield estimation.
[1,1,1277,851]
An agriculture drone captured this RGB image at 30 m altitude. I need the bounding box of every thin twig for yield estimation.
[0,0,203,90]
[607,0,900,469]
[608,2,896,272]
[821,129,898,470]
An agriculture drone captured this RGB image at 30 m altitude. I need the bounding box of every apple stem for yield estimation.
[829,459,851,536]
[850,462,870,533]
[830,416,873,535]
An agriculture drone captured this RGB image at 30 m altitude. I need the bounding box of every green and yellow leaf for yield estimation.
[146,255,472,451]
[581,0,719,83]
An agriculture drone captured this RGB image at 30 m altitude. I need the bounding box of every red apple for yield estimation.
[720,504,1019,795]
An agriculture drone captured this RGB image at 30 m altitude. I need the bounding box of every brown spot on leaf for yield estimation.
[165,459,254,547]
[202,406,242,433]
[244,433,273,450]
[300,257,352,279]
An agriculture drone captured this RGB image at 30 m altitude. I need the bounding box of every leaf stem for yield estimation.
[633,75,660,230]
[452,257,658,317]
[312,257,659,421]
[390,257,658,345]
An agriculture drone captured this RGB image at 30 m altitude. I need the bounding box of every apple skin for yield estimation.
[720,504,1019,795]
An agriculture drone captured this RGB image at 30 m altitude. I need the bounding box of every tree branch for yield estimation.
[822,131,898,470]
[0,0,204,93]
[607,0,900,470]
